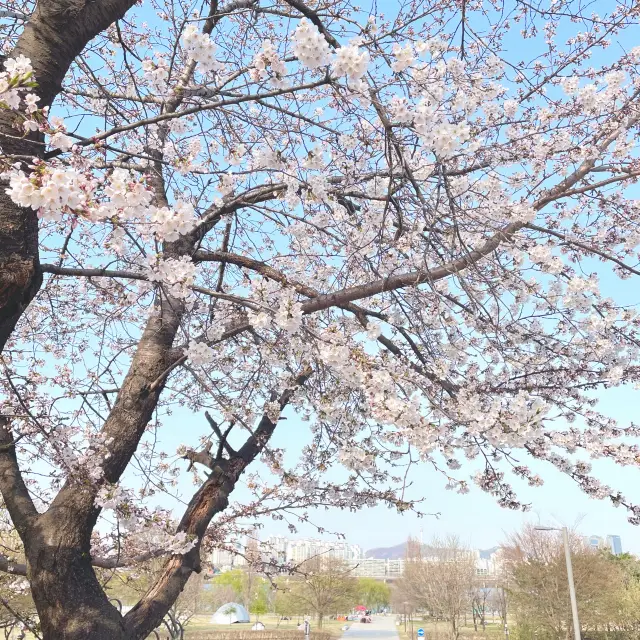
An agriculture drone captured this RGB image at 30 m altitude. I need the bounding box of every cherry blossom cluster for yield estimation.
[6,164,95,220]
[47,116,74,152]
[332,40,370,83]
[141,56,170,92]
[184,340,216,366]
[0,55,35,110]
[251,40,288,87]
[151,199,197,241]
[291,18,333,69]
[144,255,197,300]
[4,1,640,610]
[5,164,154,225]
[182,24,222,74]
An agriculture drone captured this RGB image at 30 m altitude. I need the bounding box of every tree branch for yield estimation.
[0,9,28,19]
[204,411,236,457]
[525,223,640,277]
[123,367,312,639]
[0,548,175,578]
[41,264,145,280]
[0,417,37,539]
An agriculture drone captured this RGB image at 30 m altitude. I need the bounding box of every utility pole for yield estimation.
[502,585,509,640]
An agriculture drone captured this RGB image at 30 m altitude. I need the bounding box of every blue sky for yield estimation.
[26,0,640,555]
[145,381,640,554]
[109,0,640,555]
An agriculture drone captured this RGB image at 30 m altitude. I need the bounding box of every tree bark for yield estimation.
[24,517,127,639]
[0,188,41,353]
[124,371,311,638]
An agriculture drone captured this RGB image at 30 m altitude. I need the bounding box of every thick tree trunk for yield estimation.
[30,291,186,638]
[25,512,127,639]
[0,115,43,353]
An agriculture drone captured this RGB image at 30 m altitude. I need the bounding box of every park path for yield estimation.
[341,616,400,640]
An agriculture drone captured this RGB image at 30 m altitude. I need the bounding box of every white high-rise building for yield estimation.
[210,541,247,571]
[352,558,405,579]
[261,535,362,565]
[210,535,363,573]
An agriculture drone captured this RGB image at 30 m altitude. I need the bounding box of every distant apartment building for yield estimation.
[210,541,247,571]
[261,535,362,565]
[352,558,405,579]
[210,535,362,572]
[210,535,509,578]
[357,546,504,580]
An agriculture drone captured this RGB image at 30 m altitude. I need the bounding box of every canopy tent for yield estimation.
[211,603,250,624]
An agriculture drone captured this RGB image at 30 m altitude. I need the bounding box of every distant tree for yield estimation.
[502,525,624,640]
[221,604,238,625]
[248,578,271,620]
[488,586,508,630]
[610,555,640,637]
[200,582,238,614]
[274,583,306,622]
[357,578,391,611]
[469,585,489,632]
[399,535,476,640]
[290,557,359,628]
[212,569,247,602]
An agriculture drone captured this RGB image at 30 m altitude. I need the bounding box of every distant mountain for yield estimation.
[365,542,500,560]
[365,543,406,559]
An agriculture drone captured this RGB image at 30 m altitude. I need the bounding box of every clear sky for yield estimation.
[35,0,640,557]
[107,0,640,557]
[248,393,640,554]
[138,379,640,556]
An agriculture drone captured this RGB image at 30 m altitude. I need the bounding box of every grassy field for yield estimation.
[8,614,510,639]
[181,614,347,639]
[396,617,507,640]
[180,614,509,640]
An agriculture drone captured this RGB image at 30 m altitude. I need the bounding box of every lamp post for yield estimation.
[404,601,408,633]
[534,526,581,640]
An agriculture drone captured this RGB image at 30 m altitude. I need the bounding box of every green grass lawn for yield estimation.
[396,617,507,640]
[182,614,510,640]
[183,614,346,638]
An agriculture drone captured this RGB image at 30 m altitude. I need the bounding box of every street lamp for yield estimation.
[534,526,581,640]
[404,601,408,633]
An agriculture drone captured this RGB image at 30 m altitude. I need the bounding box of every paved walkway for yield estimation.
[341,616,400,640]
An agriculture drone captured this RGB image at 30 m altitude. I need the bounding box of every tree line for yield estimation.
[0,541,391,637]
[396,528,640,640]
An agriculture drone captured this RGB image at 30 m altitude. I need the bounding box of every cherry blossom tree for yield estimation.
[2,0,640,637]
